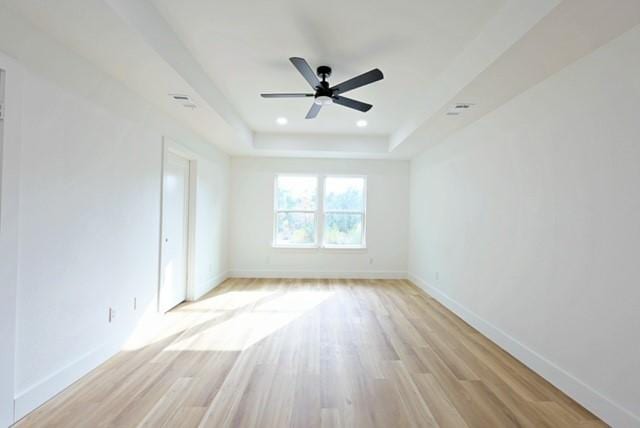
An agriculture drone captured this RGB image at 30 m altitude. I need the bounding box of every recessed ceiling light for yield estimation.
[356,119,368,128]
[276,117,288,125]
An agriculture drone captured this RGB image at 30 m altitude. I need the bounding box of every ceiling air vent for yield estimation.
[170,93,190,101]
[169,93,197,109]
[446,103,474,116]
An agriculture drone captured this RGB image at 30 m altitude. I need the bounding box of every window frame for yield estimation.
[272,174,320,248]
[272,173,367,250]
[322,175,367,249]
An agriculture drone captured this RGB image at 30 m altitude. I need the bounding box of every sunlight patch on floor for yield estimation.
[122,289,281,350]
[165,290,334,351]
[184,290,277,311]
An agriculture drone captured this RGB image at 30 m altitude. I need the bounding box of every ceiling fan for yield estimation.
[261,57,384,119]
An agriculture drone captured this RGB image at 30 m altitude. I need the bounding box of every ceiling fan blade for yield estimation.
[261,93,314,98]
[290,57,320,89]
[331,69,383,94]
[305,103,321,119]
[332,96,372,112]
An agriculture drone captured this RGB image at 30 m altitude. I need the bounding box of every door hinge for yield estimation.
[0,103,4,120]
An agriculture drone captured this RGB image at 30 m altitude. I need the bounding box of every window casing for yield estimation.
[273,174,366,249]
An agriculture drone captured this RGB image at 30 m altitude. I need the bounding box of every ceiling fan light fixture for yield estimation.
[314,95,333,106]
[276,117,288,125]
[356,119,368,128]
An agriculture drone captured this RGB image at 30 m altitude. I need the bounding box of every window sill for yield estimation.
[271,244,367,251]
[271,244,318,250]
[321,245,367,251]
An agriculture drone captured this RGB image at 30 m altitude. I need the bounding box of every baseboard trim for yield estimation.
[228,270,407,279]
[13,338,122,422]
[407,273,640,428]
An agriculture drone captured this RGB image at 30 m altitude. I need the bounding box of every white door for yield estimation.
[160,152,190,312]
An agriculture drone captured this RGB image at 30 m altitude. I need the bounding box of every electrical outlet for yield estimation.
[369,257,374,265]
[108,307,116,323]
[435,272,440,281]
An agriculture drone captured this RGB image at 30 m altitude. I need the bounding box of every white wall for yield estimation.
[229,157,409,278]
[14,65,161,415]
[0,11,231,424]
[0,52,21,428]
[191,156,230,299]
[408,26,640,427]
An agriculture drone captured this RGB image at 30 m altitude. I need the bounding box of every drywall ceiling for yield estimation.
[150,0,504,136]
[0,0,243,154]
[392,0,640,158]
[2,0,639,158]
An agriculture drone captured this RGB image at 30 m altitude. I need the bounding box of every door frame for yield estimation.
[157,137,198,312]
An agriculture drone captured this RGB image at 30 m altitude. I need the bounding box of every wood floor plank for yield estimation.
[413,373,469,428]
[382,360,439,427]
[162,407,207,428]
[14,279,606,428]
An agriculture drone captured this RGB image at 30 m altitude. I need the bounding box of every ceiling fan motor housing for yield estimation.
[315,66,333,100]
[315,80,333,98]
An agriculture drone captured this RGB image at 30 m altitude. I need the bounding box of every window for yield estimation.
[323,176,366,248]
[273,174,366,248]
[274,175,318,246]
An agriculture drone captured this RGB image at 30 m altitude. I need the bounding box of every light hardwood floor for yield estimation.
[15,278,606,427]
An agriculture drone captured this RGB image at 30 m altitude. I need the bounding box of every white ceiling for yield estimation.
[3,0,640,158]
[150,0,504,136]
[0,0,241,153]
